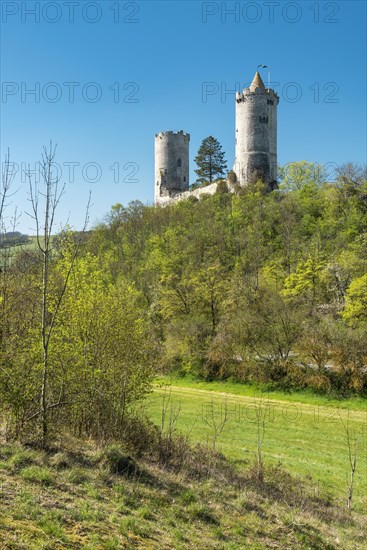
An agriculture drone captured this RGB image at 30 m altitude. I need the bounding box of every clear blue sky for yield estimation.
[1,0,366,233]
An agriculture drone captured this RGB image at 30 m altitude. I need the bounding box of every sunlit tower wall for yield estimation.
[234,72,279,187]
[154,131,190,205]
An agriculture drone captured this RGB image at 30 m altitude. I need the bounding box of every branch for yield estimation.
[24,400,70,423]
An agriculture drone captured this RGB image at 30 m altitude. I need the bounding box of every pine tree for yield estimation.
[194,136,227,185]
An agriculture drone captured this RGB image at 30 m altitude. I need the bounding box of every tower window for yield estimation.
[177,158,182,167]
[267,99,274,105]
[259,115,268,123]
[184,177,186,182]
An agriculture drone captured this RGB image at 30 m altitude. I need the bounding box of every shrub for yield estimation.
[227,170,237,184]
[216,181,229,194]
[48,451,71,470]
[100,445,137,477]
[120,415,159,458]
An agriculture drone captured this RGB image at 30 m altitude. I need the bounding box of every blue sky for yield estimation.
[1,0,366,233]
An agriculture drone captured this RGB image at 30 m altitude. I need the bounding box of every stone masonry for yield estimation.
[154,71,279,205]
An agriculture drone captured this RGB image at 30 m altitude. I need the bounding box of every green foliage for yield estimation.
[1,160,367,448]
[85,161,367,394]
[278,160,327,190]
[282,256,325,304]
[0,230,157,441]
[194,135,228,184]
[342,274,367,326]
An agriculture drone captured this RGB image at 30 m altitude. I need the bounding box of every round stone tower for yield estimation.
[234,71,279,187]
[154,130,190,205]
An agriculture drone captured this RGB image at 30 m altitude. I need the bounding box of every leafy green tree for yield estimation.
[282,256,326,311]
[278,161,326,191]
[49,240,158,439]
[342,274,367,326]
[194,136,227,185]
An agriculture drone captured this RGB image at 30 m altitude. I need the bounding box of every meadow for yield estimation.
[147,377,367,512]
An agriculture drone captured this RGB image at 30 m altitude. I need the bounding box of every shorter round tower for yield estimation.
[234,72,279,187]
[155,130,190,205]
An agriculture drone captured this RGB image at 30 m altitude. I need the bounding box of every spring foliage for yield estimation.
[88,163,367,393]
[1,162,366,442]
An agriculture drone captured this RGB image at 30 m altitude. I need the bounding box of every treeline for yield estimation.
[88,161,367,395]
[1,159,366,443]
[0,231,29,248]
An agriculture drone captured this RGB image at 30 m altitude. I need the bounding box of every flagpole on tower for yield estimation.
[257,64,271,91]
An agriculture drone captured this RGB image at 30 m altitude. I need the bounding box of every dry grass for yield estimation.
[0,434,366,549]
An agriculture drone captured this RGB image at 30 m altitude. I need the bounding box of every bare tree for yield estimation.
[203,399,229,451]
[251,397,272,484]
[339,410,358,510]
[0,149,15,225]
[336,163,367,188]
[0,150,20,360]
[157,386,185,465]
[26,142,90,446]
[0,149,19,269]
[160,388,181,438]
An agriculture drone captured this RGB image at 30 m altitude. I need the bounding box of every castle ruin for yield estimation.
[155,71,279,205]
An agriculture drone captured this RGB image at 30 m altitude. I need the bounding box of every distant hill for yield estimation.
[0,232,30,248]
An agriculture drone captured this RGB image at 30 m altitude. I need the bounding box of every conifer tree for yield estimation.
[194,136,227,185]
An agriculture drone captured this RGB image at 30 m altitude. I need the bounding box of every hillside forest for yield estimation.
[0,150,366,443]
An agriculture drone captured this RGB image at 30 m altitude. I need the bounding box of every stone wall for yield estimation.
[154,181,236,207]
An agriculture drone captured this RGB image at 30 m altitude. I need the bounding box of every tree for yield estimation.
[194,136,227,185]
[282,256,326,312]
[52,245,157,439]
[27,143,90,446]
[338,411,358,509]
[342,274,367,326]
[278,161,326,191]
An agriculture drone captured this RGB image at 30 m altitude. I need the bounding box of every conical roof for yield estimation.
[249,71,266,92]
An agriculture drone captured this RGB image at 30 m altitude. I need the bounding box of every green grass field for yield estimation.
[0,236,39,267]
[147,377,367,512]
[1,378,366,548]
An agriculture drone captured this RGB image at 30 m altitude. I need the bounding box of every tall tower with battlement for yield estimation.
[155,130,190,205]
[234,71,279,187]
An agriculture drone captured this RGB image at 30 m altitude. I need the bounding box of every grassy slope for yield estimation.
[146,377,367,512]
[0,237,39,268]
[0,440,366,549]
[1,380,366,548]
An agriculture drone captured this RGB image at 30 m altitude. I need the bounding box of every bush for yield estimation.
[216,181,229,194]
[48,451,71,470]
[119,415,159,458]
[99,445,138,477]
[227,170,237,184]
